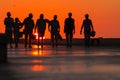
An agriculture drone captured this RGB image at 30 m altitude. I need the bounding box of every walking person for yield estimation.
[34,14,49,48]
[64,12,75,48]
[23,13,35,48]
[14,18,22,48]
[80,14,94,47]
[48,15,60,48]
[4,12,14,48]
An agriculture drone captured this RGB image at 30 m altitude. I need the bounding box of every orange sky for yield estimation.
[0,0,120,38]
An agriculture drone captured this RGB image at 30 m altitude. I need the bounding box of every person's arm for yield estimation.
[11,18,14,27]
[90,20,94,31]
[4,18,7,25]
[80,20,84,34]
[58,21,60,32]
[11,18,15,32]
[31,20,34,34]
[73,19,75,34]
[48,21,51,32]
[18,19,23,29]
[34,20,38,33]
[22,18,25,26]
[45,19,49,23]
[64,19,66,33]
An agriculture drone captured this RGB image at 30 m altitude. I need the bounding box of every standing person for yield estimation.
[80,14,94,47]
[64,12,75,48]
[23,13,35,48]
[48,15,60,48]
[14,18,22,48]
[4,12,14,48]
[35,14,49,48]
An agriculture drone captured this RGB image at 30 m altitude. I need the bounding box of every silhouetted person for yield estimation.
[80,14,94,47]
[14,18,22,48]
[23,13,35,48]
[48,15,60,48]
[35,14,49,48]
[4,12,14,48]
[64,12,75,48]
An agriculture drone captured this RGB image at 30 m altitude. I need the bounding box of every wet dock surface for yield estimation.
[0,44,120,80]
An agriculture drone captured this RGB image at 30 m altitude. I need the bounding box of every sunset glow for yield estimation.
[34,33,45,40]
[0,0,120,38]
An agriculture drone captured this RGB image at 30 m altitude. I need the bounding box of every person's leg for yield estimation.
[87,33,91,47]
[66,33,69,47]
[70,32,73,47]
[5,30,12,48]
[41,36,44,48]
[9,32,13,48]
[14,38,18,48]
[16,38,19,48]
[14,38,17,47]
[41,32,45,48]
[25,33,28,48]
[84,32,90,47]
[51,33,54,47]
[84,33,87,47]
[14,34,17,48]
[8,42,12,48]
[29,33,32,48]
[55,33,58,47]
[37,32,40,46]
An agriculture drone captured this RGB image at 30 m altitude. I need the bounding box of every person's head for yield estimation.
[15,18,19,22]
[85,14,89,19]
[54,15,57,20]
[40,14,44,19]
[68,12,72,18]
[29,13,33,18]
[7,12,11,17]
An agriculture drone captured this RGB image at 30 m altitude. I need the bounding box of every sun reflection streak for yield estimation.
[31,65,45,71]
[31,45,52,56]
[32,50,43,56]
[31,60,45,71]
[32,60,43,63]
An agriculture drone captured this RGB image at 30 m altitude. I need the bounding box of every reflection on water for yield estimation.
[8,45,120,73]
[29,60,120,73]
[32,45,42,49]
[32,60,43,63]
[30,45,54,56]
[91,65,120,73]
[8,45,120,57]
[31,65,45,71]
[32,50,43,56]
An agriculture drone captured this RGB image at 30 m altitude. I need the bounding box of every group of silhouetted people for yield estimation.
[4,12,95,48]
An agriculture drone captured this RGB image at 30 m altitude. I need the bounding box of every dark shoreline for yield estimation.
[19,38,120,47]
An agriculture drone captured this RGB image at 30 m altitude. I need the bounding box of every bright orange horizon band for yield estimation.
[0,0,120,38]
